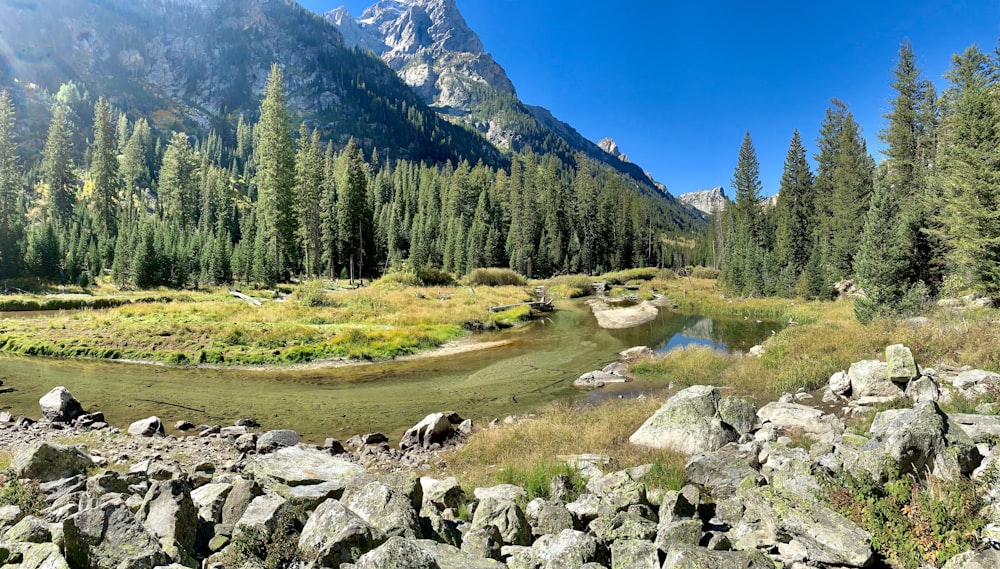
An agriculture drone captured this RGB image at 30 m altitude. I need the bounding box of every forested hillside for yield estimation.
[0,0,704,289]
[710,40,998,322]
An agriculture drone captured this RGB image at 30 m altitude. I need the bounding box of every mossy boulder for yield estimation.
[298,498,384,566]
[354,536,440,569]
[886,344,918,382]
[11,442,92,483]
[629,385,736,455]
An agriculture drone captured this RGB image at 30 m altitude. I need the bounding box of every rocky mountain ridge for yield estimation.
[326,0,675,199]
[677,187,727,215]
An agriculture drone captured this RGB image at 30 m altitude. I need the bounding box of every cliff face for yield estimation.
[678,187,728,215]
[0,0,501,165]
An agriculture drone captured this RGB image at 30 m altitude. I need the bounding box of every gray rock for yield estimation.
[10,542,71,569]
[610,538,659,569]
[685,447,764,496]
[414,539,506,569]
[11,442,92,483]
[460,525,503,560]
[599,510,657,543]
[3,516,51,543]
[619,346,654,359]
[534,502,576,536]
[906,376,940,403]
[828,370,851,395]
[470,497,531,546]
[420,477,466,512]
[943,549,1000,569]
[38,386,85,423]
[950,413,1000,443]
[400,413,455,450]
[848,360,903,400]
[532,529,601,569]
[731,486,872,567]
[217,478,262,537]
[662,543,774,568]
[190,482,232,525]
[245,445,366,490]
[886,344,918,382]
[299,498,385,566]
[255,430,300,453]
[629,385,736,455]
[573,371,627,390]
[137,479,197,566]
[756,401,844,443]
[344,478,423,539]
[232,494,288,540]
[174,420,194,431]
[128,416,165,437]
[474,484,528,503]
[655,519,703,551]
[354,536,441,569]
[718,396,758,436]
[63,500,169,569]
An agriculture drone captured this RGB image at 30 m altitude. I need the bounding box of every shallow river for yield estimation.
[0,300,776,442]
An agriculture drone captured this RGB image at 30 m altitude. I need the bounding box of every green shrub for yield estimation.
[224,506,308,569]
[416,267,455,286]
[0,471,45,514]
[467,268,526,287]
[296,279,332,307]
[825,468,983,568]
[375,271,423,288]
[690,266,720,279]
[496,460,586,501]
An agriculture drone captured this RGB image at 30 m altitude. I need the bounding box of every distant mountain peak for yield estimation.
[678,187,727,215]
[597,137,629,163]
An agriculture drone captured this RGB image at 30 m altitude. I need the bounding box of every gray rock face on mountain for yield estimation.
[597,137,630,163]
[329,0,515,114]
[678,187,727,215]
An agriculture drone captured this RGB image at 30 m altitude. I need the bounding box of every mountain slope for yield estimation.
[326,0,677,199]
[0,0,502,166]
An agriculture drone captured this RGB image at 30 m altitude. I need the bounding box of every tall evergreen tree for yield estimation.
[295,125,324,277]
[254,64,298,282]
[722,132,769,295]
[774,129,815,274]
[828,108,875,278]
[41,105,77,227]
[336,138,372,283]
[158,132,198,229]
[0,91,21,279]
[932,45,1000,293]
[854,166,910,323]
[90,97,120,241]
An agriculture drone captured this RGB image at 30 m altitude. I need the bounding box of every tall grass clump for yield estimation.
[601,267,661,285]
[545,274,593,298]
[467,268,526,287]
[416,267,455,286]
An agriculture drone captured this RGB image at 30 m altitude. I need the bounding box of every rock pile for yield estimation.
[3,344,1000,568]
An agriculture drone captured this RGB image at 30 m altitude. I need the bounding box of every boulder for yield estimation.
[233,494,288,540]
[950,413,1000,443]
[63,500,169,569]
[414,540,507,569]
[343,478,423,539]
[756,401,844,443]
[685,447,764,496]
[11,442,92,483]
[255,429,300,453]
[718,396,757,436]
[619,346,654,360]
[470,497,531,546]
[137,479,198,566]
[244,445,366,490]
[400,413,455,450]
[906,376,940,403]
[610,539,660,569]
[533,529,602,569]
[420,477,466,512]
[9,542,71,569]
[354,536,441,569]
[599,510,658,543]
[38,386,85,423]
[128,416,165,437]
[731,486,872,567]
[460,525,503,560]
[298,498,384,566]
[629,385,736,455]
[886,344,918,382]
[217,478,262,537]
[534,502,577,536]
[3,516,51,543]
[573,371,626,390]
[474,484,528,503]
[828,370,851,396]
[190,482,232,525]
[952,369,1000,395]
[662,543,775,569]
[174,421,194,431]
[943,549,1000,569]
[848,360,903,400]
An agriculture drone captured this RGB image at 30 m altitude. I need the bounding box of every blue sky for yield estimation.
[301,0,999,197]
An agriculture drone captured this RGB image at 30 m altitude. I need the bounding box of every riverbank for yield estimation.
[0,283,531,366]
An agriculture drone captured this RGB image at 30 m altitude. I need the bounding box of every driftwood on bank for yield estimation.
[488,299,554,313]
[229,290,262,307]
